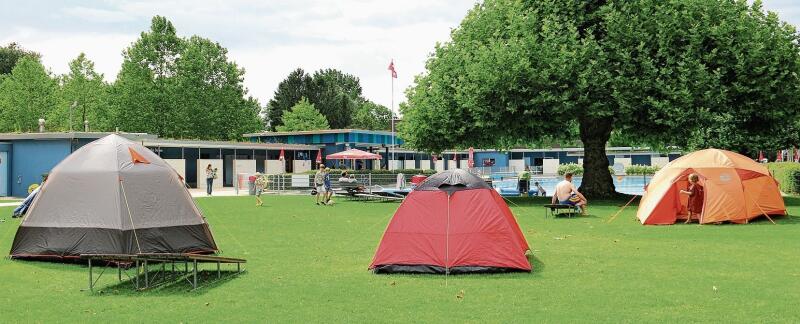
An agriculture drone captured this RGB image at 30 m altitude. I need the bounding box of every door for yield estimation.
[0,152,7,196]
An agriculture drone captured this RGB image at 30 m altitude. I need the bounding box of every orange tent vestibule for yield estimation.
[637,149,786,225]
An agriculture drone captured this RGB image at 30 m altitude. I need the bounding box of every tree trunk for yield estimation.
[578,117,616,198]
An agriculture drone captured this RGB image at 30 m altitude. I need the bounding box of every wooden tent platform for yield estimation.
[80,253,246,291]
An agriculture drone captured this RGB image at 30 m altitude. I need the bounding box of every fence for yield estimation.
[236,173,417,194]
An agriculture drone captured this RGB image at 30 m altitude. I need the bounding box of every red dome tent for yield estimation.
[369,169,531,274]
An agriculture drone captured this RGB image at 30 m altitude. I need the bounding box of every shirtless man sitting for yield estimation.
[551,172,588,215]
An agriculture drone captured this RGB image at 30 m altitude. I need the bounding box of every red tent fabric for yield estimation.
[370,169,531,274]
[326,148,381,160]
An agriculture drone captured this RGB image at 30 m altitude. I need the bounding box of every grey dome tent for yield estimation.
[10,134,218,259]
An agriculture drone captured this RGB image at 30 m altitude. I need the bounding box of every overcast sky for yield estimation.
[2,1,799,112]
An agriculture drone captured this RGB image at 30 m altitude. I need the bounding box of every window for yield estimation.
[483,158,496,166]
[511,152,524,160]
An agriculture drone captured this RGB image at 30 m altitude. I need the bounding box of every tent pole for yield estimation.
[606,195,639,224]
[445,194,450,286]
[748,195,777,225]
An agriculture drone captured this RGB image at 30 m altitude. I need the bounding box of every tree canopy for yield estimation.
[111,16,261,140]
[48,53,112,132]
[0,43,40,75]
[352,100,392,131]
[0,56,58,132]
[276,98,330,132]
[401,0,800,197]
[265,68,366,130]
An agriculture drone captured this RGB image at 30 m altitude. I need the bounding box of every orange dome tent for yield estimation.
[637,149,786,225]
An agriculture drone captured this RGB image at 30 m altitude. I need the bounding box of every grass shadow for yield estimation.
[89,269,246,296]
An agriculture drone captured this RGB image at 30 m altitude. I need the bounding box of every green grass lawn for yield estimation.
[1,195,799,323]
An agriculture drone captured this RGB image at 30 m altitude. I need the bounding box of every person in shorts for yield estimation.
[254,173,267,207]
[314,163,326,205]
[551,172,588,214]
[323,167,333,205]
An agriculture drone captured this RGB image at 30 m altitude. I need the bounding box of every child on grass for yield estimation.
[680,173,704,224]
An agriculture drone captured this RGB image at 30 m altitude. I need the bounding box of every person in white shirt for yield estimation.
[551,172,588,214]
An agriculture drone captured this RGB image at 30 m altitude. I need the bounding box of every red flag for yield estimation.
[315,148,322,164]
[388,60,397,78]
[279,148,285,161]
[777,150,783,162]
[468,147,475,168]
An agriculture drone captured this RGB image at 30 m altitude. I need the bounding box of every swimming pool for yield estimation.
[492,176,650,196]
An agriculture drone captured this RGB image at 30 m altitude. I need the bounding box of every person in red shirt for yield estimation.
[680,173,704,224]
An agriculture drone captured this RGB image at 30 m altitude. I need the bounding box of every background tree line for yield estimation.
[0,16,263,140]
[265,68,392,131]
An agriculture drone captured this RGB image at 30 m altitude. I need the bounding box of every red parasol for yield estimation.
[278,148,285,161]
[326,148,382,160]
[316,148,322,164]
[468,147,475,168]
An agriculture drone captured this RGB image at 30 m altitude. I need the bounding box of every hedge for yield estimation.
[557,163,616,176]
[767,162,800,194]
[625,164,661,175]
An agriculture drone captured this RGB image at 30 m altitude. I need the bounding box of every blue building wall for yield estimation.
[474,152,508,169]
[10,140,72,197]
[631,154,652,165]
[0,143,11,196]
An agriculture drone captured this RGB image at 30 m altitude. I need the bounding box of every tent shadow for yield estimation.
[528,254,544,274]
[88,269,245,296]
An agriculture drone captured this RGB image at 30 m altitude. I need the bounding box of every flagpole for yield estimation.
[390,59,395,171]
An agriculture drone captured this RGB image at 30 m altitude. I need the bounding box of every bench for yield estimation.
[543,204,580,218]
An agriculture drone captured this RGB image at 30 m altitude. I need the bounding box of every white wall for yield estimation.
[404,160,416,169]
[389,160,402,170]
[419,160,431,170]
[461,159,469,170]
[435,160,445,172]
[373,160,382,170]
[447,160,457,170]
[265,160,285,174]
[542,159,559,175]
[197,159,223,189]
[509,159,526,173]
[164,159,186,182]
[234,160,257,188]
[293,160,312,173]
[577,158,584,166]
[651,157,670,167]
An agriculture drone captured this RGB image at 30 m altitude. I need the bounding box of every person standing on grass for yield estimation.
[254,173,267,207]
[314,163,326,205]
[519,167,531,195]
[323,167,333,205]
[680,173,704,224]
[552,172,588,214]
[205,164,214,196]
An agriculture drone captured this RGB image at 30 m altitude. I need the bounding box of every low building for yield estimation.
[0,132,317,197]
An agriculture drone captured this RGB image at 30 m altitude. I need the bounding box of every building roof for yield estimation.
[0,132,156,141]
[141,139,317,150]
[243,129,396,137]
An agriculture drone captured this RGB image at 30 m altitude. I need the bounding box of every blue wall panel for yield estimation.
[631,155,652,165]
[11,140,72,197]
[474,152,508,169]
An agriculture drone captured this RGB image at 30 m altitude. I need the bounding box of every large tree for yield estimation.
[49,53,112,132]
[276,98,330,132]
[0,56,58,132]
[352,100,391,130]
[0,43,40,75]
[265,68,311,130]
[111,16,261,140]
[401,0,800,197]
[266,68,363,130]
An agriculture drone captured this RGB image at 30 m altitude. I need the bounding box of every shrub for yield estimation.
[557,164,616,176]
[767,162,800,194]
[625,164,661,175]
